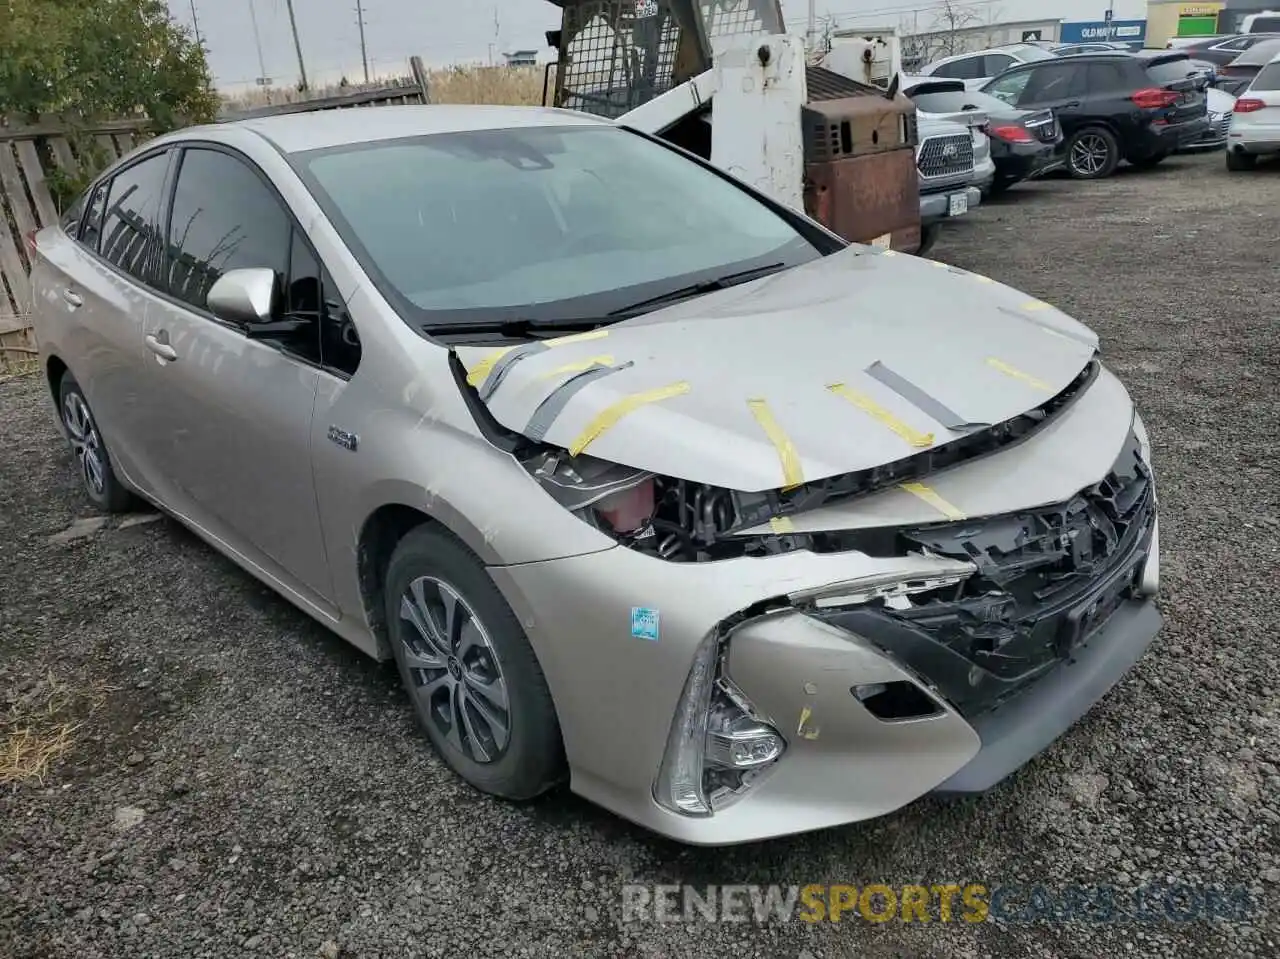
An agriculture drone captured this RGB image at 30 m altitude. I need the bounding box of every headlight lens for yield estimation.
[653,626,787,817]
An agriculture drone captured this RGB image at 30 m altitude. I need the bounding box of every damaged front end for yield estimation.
[520,359,1101,561]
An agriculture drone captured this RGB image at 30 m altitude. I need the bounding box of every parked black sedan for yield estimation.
[904,80,1064,194]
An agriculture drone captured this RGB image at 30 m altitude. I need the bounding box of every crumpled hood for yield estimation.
[457,246,1099,492]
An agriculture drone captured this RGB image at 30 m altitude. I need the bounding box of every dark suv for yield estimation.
[980,51,1210,179]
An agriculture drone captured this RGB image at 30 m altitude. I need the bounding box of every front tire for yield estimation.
[58,373,134,513]
[1226,150,1257,172]
[384,525,565,801]
[1067,126,1120,179]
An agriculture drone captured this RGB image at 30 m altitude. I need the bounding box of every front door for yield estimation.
[141,145,335,608]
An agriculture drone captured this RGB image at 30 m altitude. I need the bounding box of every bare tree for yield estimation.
[901,1,1004,70]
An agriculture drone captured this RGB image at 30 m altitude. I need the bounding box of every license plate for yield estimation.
[948,193,968,216]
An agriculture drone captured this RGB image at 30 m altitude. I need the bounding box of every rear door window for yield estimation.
[98,151,170,285]
[80,183,109,252]
[1086,62,1129,93]
[1016,63,1084,105]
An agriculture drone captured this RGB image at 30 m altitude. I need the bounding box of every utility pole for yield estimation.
[284,0,310,91]
[189,0,203,47]
[247,0,270,98]
[356,0,370,83]
[490,7,499,66]
[806,0,816,53]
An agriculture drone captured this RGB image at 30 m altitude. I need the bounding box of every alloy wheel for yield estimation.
[398,576,511,764]
[63,391,106,496]
[1070,134,1109,176]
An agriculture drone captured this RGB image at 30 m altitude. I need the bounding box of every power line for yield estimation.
[785,0,1003,28]
[189,0,203,47]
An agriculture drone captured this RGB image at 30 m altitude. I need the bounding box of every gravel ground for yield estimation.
[2,152,1278,959]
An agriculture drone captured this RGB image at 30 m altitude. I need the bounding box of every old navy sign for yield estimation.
[1060,19,1148,44]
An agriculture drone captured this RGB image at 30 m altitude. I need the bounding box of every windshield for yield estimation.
[911,89,1012,113]
[1015,45,1057,62]
[294,124,821,327]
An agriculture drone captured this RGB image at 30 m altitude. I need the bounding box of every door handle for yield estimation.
[145,333,178,362]
[62,289,83,308]
[1062,100,1082,108]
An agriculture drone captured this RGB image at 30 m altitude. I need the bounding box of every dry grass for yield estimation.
[221,65,547,112]
[0,671,100,787]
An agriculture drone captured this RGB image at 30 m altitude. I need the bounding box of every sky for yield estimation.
[173,0,1151,93]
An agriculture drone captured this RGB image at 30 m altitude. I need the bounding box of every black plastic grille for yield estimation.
[918,133,974,178]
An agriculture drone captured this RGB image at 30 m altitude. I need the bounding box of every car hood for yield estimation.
[455,247,1100,492]
[1207,85,1237,113]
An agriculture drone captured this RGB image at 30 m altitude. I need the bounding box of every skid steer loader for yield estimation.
[541,0,925,252]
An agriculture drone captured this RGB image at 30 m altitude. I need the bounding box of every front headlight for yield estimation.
[1132,409,1152,466]
[654,622,788,817]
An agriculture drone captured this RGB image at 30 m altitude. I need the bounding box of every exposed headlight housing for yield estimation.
[653,624,787,817]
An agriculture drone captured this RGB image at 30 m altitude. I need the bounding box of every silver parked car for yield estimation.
[30,106,1162,845]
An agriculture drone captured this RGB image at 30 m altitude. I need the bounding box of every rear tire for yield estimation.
[58,373,134,513]
[1226,150,1257,172]
[384,525,565,801]
[1067,126,1121,179]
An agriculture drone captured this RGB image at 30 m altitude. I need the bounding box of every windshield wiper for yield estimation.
[607,262,788,317]
[421,316,607,338]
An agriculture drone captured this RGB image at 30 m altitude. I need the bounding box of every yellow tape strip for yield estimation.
[538,355,615,380]
[569,382,690,457]
[986,357,1052,392]
[747,398,804,490]
[899,482,966,521]
[971,273,994,284]
[1022,300,1051,311]
[544,329,610,347]
[770,516,796,534]
[880,249,898,257]
[465,346,518,387]
[827,384,935,449]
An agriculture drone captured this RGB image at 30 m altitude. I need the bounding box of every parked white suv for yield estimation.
[1226,51,1280,168]
[918,43,1056,90]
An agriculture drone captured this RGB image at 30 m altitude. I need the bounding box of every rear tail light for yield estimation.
[1235,98,1266,113]
[1130,87,1180,109]
[989,123,1035,143]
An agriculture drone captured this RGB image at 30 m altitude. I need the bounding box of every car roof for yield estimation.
[192,104,612,154]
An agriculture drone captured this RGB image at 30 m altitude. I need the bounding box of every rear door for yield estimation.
[141,144,338,608]
[31,148,175,494]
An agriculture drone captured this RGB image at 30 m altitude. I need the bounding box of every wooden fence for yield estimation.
[0,117,156,360]
[0,58,433,365]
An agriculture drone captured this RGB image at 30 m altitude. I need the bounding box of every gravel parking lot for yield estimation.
[2,151,1278,959]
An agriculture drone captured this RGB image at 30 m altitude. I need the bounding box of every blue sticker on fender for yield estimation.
[631,607,660,641]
